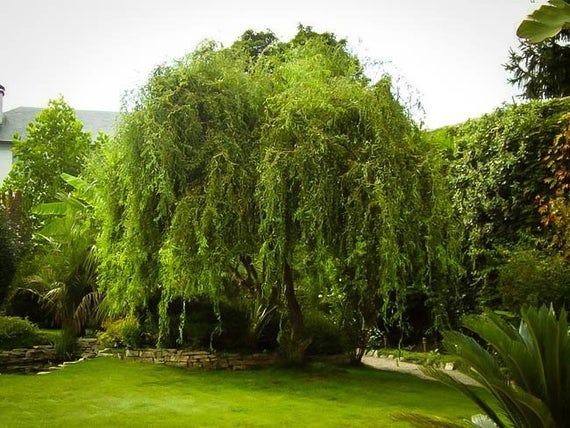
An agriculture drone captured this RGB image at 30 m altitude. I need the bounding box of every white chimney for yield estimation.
[0,84,4,125]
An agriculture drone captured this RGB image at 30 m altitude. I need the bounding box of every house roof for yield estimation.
[0,107,119,144]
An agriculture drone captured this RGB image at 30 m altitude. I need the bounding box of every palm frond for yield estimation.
[423,368,506,428]
[427,306,568,428]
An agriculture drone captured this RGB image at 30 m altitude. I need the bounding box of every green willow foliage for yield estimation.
[95,30,460,356]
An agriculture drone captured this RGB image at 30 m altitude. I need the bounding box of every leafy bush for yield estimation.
[38,329,62,345]
[498,247,570,310]
[0,316,44,350]
[0,212,16,305]
[304,311,347,356]
[97,317,141,349]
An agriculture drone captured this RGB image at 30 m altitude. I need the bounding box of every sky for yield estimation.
[0,0,538,129]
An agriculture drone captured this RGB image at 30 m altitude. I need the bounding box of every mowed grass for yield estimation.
[0,358,478,427]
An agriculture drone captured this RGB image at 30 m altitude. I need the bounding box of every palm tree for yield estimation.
[25,174,105,354]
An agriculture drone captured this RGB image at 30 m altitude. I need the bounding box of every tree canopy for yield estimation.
[505,30,570,100]
[95,29,460,360]
[1,98,91,218]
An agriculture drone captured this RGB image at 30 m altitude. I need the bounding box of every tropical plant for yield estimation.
[0,99,93,323]
[402,306,570,427]
[517,0,570,44]
[504,0,570,100]
[24,173,103,340]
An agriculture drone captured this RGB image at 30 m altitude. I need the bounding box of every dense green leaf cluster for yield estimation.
[30,173,102,336]
[1,98,91,219]
[0,212,16,304]
[498,247,570,310]
[516,0,570,44]
[438,306,569,428]
[95,30,460,357]
[0,99,96,327]
[444,97,570,308]
[0,315,43,350]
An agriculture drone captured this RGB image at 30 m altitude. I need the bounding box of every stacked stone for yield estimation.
[0,346,57,373]
[124,349,277,370]
[77,338,99,358]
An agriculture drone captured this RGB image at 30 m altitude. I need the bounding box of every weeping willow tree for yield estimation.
[95,29,460,361]
[256,35,460,361]
[96,41,269,346]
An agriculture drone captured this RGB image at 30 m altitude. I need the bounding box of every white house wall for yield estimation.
[0,144,13,183]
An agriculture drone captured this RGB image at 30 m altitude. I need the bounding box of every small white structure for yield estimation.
[0,85,119,183]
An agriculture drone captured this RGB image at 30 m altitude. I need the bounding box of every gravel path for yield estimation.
[362,356,479,386]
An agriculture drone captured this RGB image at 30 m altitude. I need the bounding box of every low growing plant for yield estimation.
[54,328,78,360]
[0,316,44,350]
[97,317,141,349]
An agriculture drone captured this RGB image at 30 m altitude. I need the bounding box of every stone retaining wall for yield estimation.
[0,338,100,373]
[0,345,57,373]
[2,339,336,374]
[124,349,278,370]
[78,338,99,358]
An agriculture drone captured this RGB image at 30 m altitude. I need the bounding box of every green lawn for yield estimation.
[0,358,478,427]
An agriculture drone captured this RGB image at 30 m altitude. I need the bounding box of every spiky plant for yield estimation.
[400,306,570,427]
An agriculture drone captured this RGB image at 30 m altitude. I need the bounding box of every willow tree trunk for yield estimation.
[283,261,309,364]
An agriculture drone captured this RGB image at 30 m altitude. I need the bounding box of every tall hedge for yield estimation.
[445,97,570,306]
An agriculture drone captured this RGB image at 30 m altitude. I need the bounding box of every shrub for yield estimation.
[444,97,570,307]
[304,311,347,356]
[498,247,570,311]
[0,212,16,305]
[0,316,43,350]
[97,317,141,349]
[38,329,62,345]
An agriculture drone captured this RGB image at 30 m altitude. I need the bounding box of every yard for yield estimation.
[0,358,478,427]
[2,3,568,427]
